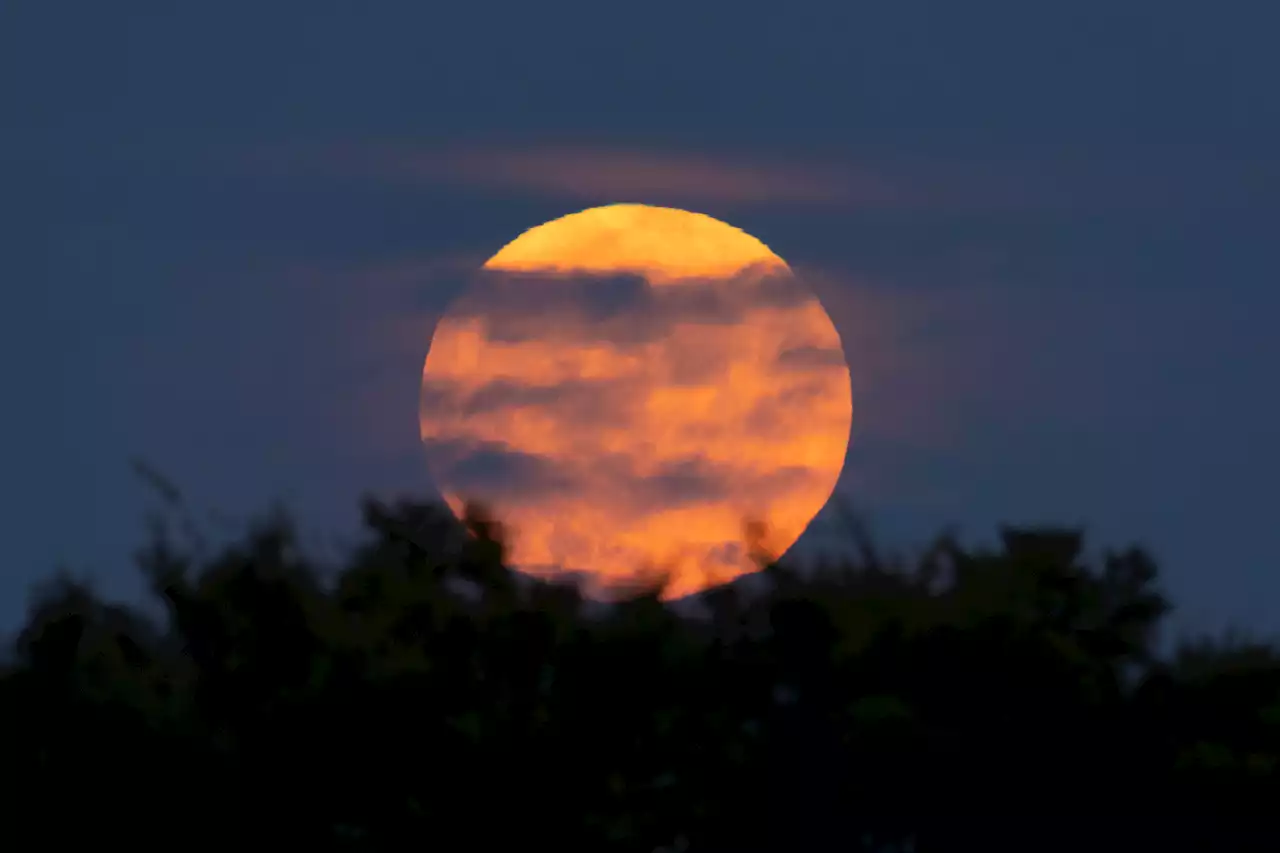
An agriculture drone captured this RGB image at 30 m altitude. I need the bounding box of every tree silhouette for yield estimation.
[2,487,1278,851]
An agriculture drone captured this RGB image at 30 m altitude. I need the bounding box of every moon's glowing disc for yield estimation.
[420,203,852,598]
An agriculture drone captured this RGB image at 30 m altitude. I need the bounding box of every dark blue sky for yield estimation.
[3,2,1278,635]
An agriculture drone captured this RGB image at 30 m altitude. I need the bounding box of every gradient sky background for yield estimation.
[3,2,1278,636]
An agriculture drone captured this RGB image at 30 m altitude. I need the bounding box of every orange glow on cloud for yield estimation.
[420,204,852,599]
[388,145,870,208]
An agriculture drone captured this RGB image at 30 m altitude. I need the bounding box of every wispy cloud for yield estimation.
[306,253,992,510]
[430,146,896,206]
[418,263,853,597]
[314,142,907,209]
[260,139,1278,218]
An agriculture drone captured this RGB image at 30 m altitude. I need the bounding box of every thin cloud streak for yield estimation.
[426,146,896,207]
[312,254,989,490]
[276,141,1279,216]
[313,143,906,209]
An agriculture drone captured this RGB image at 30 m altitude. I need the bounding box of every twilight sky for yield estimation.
[2,2,1278,635]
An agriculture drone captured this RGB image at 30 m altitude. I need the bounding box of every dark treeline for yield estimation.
[3,490,1279,852]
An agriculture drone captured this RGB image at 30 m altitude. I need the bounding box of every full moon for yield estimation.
[420,204,852,598]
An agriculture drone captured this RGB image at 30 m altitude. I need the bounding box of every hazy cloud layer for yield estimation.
[441,266,813,345]
[419,264,852,597]
[291,142,1279,217]
[367,145,893,208]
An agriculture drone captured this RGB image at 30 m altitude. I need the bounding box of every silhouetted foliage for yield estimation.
[3,487,1279,851]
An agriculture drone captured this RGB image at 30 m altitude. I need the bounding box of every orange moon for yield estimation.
[420,204,852,598]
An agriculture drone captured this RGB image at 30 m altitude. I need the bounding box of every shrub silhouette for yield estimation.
[2,491,1279,852]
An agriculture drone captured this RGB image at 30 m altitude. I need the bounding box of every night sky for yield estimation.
[3,2,1278,636]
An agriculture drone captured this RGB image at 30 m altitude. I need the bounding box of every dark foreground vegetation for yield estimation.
[3,488,1279,852]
